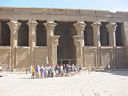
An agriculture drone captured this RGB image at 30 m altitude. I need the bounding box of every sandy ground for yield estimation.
[0,70,128,96]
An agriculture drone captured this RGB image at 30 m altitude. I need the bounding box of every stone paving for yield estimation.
[0,70,128,96]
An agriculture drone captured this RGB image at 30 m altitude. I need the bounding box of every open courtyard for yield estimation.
[0,70,128,96]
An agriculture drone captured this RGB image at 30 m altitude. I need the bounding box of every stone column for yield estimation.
[91,22,101,68]
[106,23,117,47]
[91,22,101,47]
[106,23,117,66]
[124,21,128,65]
[7,20,21,69]
[44,21,58,65]
[50,35,60,65]
[0,21,1,45]
[73,22,86,68]
[27,20,38,65]
[73,35,84,67]
[124,21,128,46]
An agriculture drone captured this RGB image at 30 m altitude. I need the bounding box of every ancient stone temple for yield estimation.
[0,7,128,70]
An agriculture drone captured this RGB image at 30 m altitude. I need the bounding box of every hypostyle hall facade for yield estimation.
[0,7,128,70]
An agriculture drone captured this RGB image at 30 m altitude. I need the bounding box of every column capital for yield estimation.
[7,20,21,33]
[44,21,57,36]
[44,21,57,31]
[7,20,21,48]
[91,22,101,27]
[27,20,38,25]
[74,22,86,35]
[106,23,117,33]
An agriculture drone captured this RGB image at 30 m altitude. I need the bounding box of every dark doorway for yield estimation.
[116,22,123,46]
[100,22,109,46]
[0,20,10,46]
[55,22,77,64]
[18,20,29,46]
[84,22,93,46]
[36,21,47,46]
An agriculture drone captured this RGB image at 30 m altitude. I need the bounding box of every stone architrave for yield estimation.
[106,23,117,47]
[44,21,58,65]
[73,22,86,68]
[91,22,101,68]
[27,20,38,65]
[7,20,21,69]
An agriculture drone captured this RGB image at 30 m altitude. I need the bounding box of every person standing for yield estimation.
[31,65,35,79]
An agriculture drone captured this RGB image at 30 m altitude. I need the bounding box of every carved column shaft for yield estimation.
[0,22,1,45]
[44,21,58,65]
[91,22,101,68]
[124,21,128,46]
[106,23,117,66]
[27,20,38,65]
[73,35,84,67]
[106,23,117,47]
[7,20,21,69]
[73,22,86,68]
[50,36,60,65]
[27,20,38,47]
[91,22,101,47]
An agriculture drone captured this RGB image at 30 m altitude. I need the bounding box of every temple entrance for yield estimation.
[55,22,77,65]
[57,59,76,65]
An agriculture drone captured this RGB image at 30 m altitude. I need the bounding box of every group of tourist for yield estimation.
[30,64,81,79]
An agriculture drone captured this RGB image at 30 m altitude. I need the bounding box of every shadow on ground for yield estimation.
[110,71,128,76]
[102,68,128,76]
